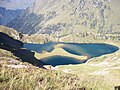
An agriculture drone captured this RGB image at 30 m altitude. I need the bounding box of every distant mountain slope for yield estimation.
[0,7,23,25]
[8,0,120,35]
[0,0,36,10]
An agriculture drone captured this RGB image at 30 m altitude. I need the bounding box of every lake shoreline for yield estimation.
[24,42,119,66]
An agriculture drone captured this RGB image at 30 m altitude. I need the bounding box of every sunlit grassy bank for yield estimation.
[58,41,120,89]
[34,47,87,61]
[0,65,84,90]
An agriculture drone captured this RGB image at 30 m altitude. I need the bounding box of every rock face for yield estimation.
[0,7,23,25]
[8,0,120,35]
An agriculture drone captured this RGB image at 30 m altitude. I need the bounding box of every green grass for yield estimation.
[0,66,84,90]
[1,65,118,90]
[1,53,119,90]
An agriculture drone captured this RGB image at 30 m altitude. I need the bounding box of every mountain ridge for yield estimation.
[0,7,23,25]
[0,0,36,10]
[8,0,120,35]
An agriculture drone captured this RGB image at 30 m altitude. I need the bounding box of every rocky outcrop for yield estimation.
[0,25,22,40]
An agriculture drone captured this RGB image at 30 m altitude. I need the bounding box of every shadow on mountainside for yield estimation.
[0,32,46,68]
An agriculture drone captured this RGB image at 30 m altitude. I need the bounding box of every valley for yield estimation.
[0,0,120,90]
[0,26,120,89]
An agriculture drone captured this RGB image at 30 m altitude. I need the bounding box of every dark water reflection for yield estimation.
[24,42,119,66]
[41,55,86,67]
[61,43,119,58]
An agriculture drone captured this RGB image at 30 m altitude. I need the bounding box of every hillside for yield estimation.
[0,28,120,89]
[0,7,23,25]
[0,25,21,39]
[0,29,84,90]
[0,0,36,10]
[0,0,120,89]
[8,0,120,35]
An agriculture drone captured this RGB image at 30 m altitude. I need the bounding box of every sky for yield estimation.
[0,0,36,10]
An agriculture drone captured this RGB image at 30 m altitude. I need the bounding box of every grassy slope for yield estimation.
[0,25,20,40]
[0,25,120,89]
[0,27,86,90]
[0,49,86,90]
[0,38,120,90]
[58,41,120,89]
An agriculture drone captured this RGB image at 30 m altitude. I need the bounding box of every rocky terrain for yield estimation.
[0,25,22,39]
[8,0,120,36]
[0,25,52,44]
